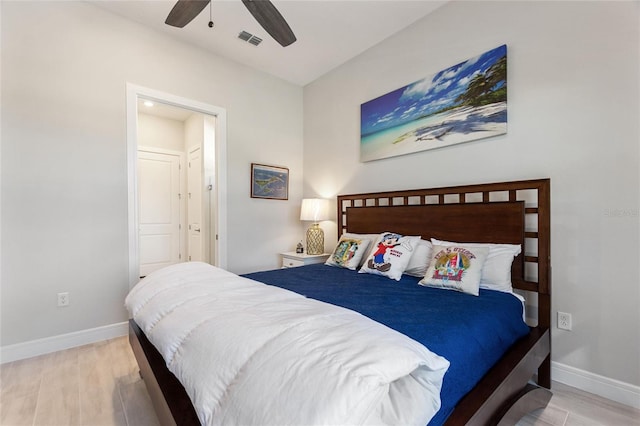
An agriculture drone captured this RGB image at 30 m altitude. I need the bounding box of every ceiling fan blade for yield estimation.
[241,0,296,47]
[165,0,210,28]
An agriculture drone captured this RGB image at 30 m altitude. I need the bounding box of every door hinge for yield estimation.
[216,234,219,241]
[179,253,182,260]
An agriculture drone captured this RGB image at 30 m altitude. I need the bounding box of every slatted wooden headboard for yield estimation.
[337,179,551,330]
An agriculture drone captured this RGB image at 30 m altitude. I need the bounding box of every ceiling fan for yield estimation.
[165,0,297,47]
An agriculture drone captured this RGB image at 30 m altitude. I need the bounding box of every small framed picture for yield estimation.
[250,163,289,200]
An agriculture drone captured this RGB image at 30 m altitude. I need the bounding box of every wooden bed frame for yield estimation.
[129,178,551,426]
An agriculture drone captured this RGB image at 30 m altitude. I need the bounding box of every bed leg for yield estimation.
[537,355,551,389]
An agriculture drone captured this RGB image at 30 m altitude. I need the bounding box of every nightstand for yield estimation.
[281,252,330,268]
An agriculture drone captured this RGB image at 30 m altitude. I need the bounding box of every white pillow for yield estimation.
[325,235,372,270]
[419,245,490,296]
[359,232,421,281]
[431,238,521,293]
[404,239,433,277]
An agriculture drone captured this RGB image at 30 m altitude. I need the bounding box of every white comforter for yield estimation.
[125,262,450,426]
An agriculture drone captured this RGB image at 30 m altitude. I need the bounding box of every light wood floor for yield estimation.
[1,336,638,425]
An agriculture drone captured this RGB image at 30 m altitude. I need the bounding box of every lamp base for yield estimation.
[306,223,324,255]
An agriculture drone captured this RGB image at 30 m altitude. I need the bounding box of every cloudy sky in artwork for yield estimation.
[361,45,506,136]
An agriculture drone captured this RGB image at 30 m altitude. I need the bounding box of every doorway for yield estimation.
[127,84,227,287]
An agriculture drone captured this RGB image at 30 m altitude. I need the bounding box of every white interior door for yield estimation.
[188,147,203,262]
[138,150,182,276]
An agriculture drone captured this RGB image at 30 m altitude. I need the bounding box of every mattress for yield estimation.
[243,263,531,425]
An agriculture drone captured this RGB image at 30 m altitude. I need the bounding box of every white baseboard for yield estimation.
[0,321,129,364]
[552,361,640,410]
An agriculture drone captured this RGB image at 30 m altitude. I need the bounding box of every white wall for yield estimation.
[303,0,639,391]
[1,1,303,347]
[184,113,203,152]
[138,113,185,152]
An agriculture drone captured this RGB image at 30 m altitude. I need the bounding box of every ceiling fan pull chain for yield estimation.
[208,1,214,28]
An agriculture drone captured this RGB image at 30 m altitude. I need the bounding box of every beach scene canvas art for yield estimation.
[360,45,507,162]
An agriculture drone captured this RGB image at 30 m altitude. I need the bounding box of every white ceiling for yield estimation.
[92,0,446,87]
[137,98,196,121]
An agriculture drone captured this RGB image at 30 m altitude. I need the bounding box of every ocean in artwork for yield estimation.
[360,45,507,162]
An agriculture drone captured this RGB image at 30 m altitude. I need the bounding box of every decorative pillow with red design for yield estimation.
[431,239,521,293]
[419,245,489,296]
[358,232,420,281]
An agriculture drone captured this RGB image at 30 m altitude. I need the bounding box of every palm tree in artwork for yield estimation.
[486,55,507,89]
[465,74,492,100]
[455,55,507,106]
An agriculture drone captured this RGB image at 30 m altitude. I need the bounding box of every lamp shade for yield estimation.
[300,198,330,222]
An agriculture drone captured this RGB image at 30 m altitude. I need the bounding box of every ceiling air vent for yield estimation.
[238,31,262,46]
[248,36,263,46]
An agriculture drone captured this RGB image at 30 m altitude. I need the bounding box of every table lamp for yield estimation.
[300,198,329,255]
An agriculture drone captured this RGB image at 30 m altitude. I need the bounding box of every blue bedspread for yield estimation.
[243,263,530,425]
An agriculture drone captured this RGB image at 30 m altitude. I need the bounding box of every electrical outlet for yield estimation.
[57,292,69,307]
[558,311,572,330]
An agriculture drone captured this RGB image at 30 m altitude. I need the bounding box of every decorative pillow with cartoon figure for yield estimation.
[325,234,372,270]
[331,232,381,268]
[431,238,521,293]
[358,232,421,281]
[419,245,490,296]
